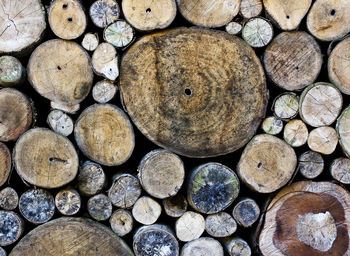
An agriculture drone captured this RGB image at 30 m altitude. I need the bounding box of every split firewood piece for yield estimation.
[90,0,120,28]
[87,194,112,221]
[308,126,338,155]
[0,211,23,246]
[138,149,185,199]
[242,17,274,48]
[27,39,93,113]
[273,92,299,120]
[92,43,119,81]
[0,247,5,256]
[19,189,55,224]
[237,134,297,193]
[108,173,141,208]
[240,0,263,18]
[14,128,78,188]
[232,198,260,227]
[298,151,324,179]
[176,0,240,28]
[262,116,283,135]
[133,225,179,256]
[120,27,268,158]
[0,187,18,211]
[0,143,11,187]
[0,0,46,55]
[47,109,74,136]
[175,211,205,242]
[48,0,87,40]
[122,0,176,31]
[81,33,99,51]
[163,193,188,218]
[0,88,33,142]
[187,162,240,214]
[74,104,135,166]
[259,181,350,255]
[181,237,224,256]
[78,161,106,196]
[283,119,308,147]
[329,37,350,95]
[104,21,134,48]
[132,196,161,225]
[263,0,311,30]
[222,237,251,256]
[299,82,342,127]
[0,56,25,87]
[205,212,237,238]
[9,218,133,256]
[110,209,133,237]
[337,106,350,158]
[330,158,350,184]
[307,0,350,41]
[55,188,81,216]
[225,22,243,35]
[264,31,322,91]
[92,80,117,103]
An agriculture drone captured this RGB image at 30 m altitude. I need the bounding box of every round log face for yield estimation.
[120,28,267,158]
[9,217,134,256]
[0,211,23,246]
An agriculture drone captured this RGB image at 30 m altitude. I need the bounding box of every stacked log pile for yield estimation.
[0,0,350,255]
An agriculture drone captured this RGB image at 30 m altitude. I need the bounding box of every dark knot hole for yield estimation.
[330,9,336,16]
[257,162,263,169]
[62,4,68,9]
[146,8,151,13]
[67,17,73,22]
[185,88,192,96]
[57,66,62,70]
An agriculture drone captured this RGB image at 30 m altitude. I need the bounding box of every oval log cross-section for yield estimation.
[120,27,267,158]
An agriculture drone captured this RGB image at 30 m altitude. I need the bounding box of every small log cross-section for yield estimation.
[0,142,11,187]
[104,21,134,48]
[273,92,299,121]
[205,212,237,238]
[87,194,112,221]
[298,151,324,179]
[232,198,260,227]
[163,193,188,218]
[0,187,18,211]
[337,106,350,158]
[283,119,308,147]
[120,27,267,158]
[175,211,205,242]
[240,0,263,19]
[330,158,350,184]
[78,161,106,196]
[81,33,99,52]
[55,188,81,216]
[132,196,161,225]
[90,0,120,28]
[0,211,23,246]
[92,80,117,103]
[110,209,133,237]
[47,109,74,136]
[0,56,25,87]
[108,174,141,208]
[308,126,338,155]
[222,237,252,256]
[181,237,224,256]
[92,43,119,81]
[242,17,274,48]
[262,116,283,135]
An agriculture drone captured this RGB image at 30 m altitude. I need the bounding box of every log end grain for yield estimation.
[0,187,18,211]
[132,196,161,225]
[181,237,224,256]
[55,189,81,216]
[78,161,106,196]
[0,143,11,187]
[87,194,112,221]
[108,174,141,208]
[0,211,23,246]
[0,56,25,87]
[90,0,120,28]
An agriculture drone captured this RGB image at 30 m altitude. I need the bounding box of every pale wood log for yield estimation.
[261,116,283,135]
[330,158,350,184]
[104,20,134,48]
[0,187,18,211]
[232,198,260,227]
[175,211,205,242]
[308,126,338,155]
[242,17,273,48]
[87,194,112,221]
[0,211,23,246]
[55,188,81,216]
[0,142,11,187]
[298,151,324,179]
[337,106,350,158]
[222,237,251,256]
[132,196,161,225]
[205,212,237,237]
[0,247,5,256]
[273,92,299,120]
[47,109,74,136]
[240,0,262,18]
[92,43,119,81]
[78,161,106,196]
[92,79,117,103]
[225,21,243,35]
[110,209,133,237]
[0,56,25,87]
[163,193,188,218]
[283,119,308,147]
[81,32,99,51]
[90,0,120,28]
[181,237,224,256]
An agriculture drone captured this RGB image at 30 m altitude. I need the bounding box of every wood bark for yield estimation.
[205,212,237,238]
[181,237,224,256]
[0,211,23,246]
[337,106,350,158]
[273,92,299,120]
[0,56,25,87]
[55,188,81,216]
[232,198,260,227]
[92,80,117,103]
[330,158,350,184]
[175,211,205,242]
[222,237,251,256]
[104,20,134,48]
[110,209,133,237]
[308,126,338,155]
[91,43,119,81]
[78,161,106,196]
[298,151,324,179]
[47,109,74,136]
[132,196,161,225]
[81,32,99,51]
[283,119,308,147]
[120,27,267,158]
[262,116,283,135]
[163,193,188,218]
[90,0,120,28]
[0,142,11,187]
[0,187,18,211]
[240,0,262,19]
[242,17,274,48]
[87,194,112,221]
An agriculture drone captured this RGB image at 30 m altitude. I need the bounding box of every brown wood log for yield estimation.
[298,151,324,179]
[222,237,252,256]
[90,0,120,28]
[13,128,79,188]
[258,181,350,255]
[205,212,237,238]
[261,116,283,135]
[0,142,11,187]
[87,193,112,221]
[132,196,161,225]
[92,79,117,104]
[0,187,18,211]
[120,27,268,158]
[81,32,99,51]
[337,106,350,158]
[104,20,134,48]
[9,217,133,256]
[273,92,299,121]
[330,158,350,184]
[163,193,188,218]
[242,17,274,48]
[181,237,224,256]
[307,126,338,155]
[91,43,119,81]
[47,109,74,136]
[0,211,23,246]
[283,119,308,147]
[77,161,106,196]
[110,209,133,237]
[0,56,25,87]
[175,211,205,242]
[232,198,260,227]
[55,188,81,216]
[240,0,263,19]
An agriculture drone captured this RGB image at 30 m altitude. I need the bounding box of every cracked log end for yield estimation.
[87,194,112,221]
[0,187,18,211]
[55,188,81,216]
[298,150,324,179]
[78,161,106,196]
[92,43,119,81]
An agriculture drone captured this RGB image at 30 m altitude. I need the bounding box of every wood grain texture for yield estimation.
[0,211,23,246]
[337,106,350,158]
[308,126,338,155]
[108,174,141,208]
[90,0,120,28]
[0,56,25,87]
[181,237,224,256]
[298,151,324,179]
[78,161,106,196]
[0,187,18,210]
[0,142,11,187]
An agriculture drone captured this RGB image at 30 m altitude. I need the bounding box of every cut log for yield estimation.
[92,79,117,103]
[329,37,350,95]
[298,151,324,179]
[110,209,133,237]
[47,109,74,136]
[187,162,239,214]
[108,173,141,208]
[262,116,283,135]
[175,211,205,242]
[19,189,55,224]
[273,92,299,120]
[48,0,87,40]
[0,56,25,87]
[104,21,134,48]
[308,126,338,155]
[14,128,78,188]
[87,194,112,221]
[55,188,81,216]
[222,237,251,256]
[258,181,350,255]
[9,218,133,256]
[132,196,161,225]
[0,88,33,142]
[133,225,179,256]
[0,187,18,211]
[163,193,188,218]
[92,43,119,81]
[283,119,308,147]
[27,39,93,113]
[181,237,224,256]
[81,33,99,51]
[138,149,185,199]
[264,31,322,91]
[263,0,312,30]
[205,212,237,238]
[307,0,350,41]
[232,198,260,227]
[176,0,240,28]
[90,0,120,28]
[74,104,135,166]
[337,106,350,158]
[225,21,243,35]
[0,142,11,187]
[77,161,106,196]
[122,0,176,31]
[240,0,263,18]
[0,0,46,55]
[0,211,23,246]
[0,247,5,256]
[330,158,350,184]
[237,134,297,193]
[242,17,274,48]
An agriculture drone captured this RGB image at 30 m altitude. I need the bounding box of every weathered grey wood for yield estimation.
[90,0,120,28]
[308,126,338,155]
[298,151,324,179]
[240,0,263,19]
[78,161,106,196]
[262,116,283,135]
[87,194,112,221]
[222,237,251,256]
[175,211,205,242]
[232,198,260,227]
[0,247,6,256]
[242,17,274,48]
[0,143,11,187]
[0,211,23,246]
[132,196,161,225]
[0,187,18,211]
[273,92,299,120]
[47,109,74,136]
[92,80,117,104]
[330,158,350,184]
[283,119,308,147]
[225,22,243,35]
[181,237,224,256]
[104,21,134,48]
[55,188,81,216]
[110,209,133,237]
[0,56,25,87]
[205,212,237,238]
[163,193,188,218]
